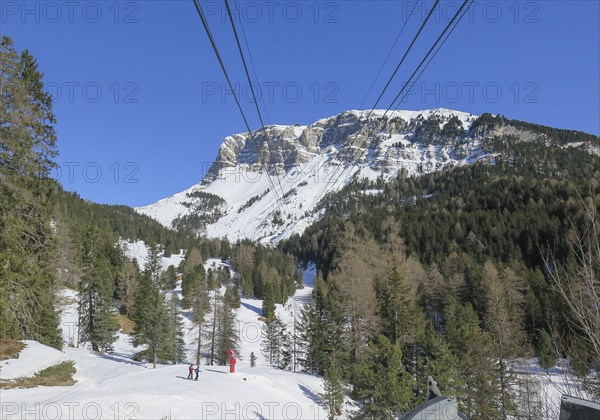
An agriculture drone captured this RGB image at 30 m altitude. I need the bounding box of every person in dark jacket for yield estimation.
[194,365,200,381]
[187,364,194,379]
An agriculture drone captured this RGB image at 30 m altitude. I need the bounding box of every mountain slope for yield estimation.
[136,108,599,244]
[137,108,486,243]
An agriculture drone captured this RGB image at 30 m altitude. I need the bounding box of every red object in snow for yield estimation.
[228,349,237,373]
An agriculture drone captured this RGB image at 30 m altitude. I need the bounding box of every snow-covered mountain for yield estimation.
[136,108,490,244]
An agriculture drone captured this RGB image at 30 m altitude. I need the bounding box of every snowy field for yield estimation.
[0,263,334,419]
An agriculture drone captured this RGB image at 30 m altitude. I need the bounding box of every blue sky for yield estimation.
[2,0,599,206]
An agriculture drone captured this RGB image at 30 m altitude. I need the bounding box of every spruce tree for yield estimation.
[0,37,60,348]
[261,316,285,366]
[250,351,257,367]
[215,294,239,365]
[77,225,119,353]
[261,283,276,321]
[130,244,170,368]
[190,270,211,366]
[537,330,556,370]
[321,359,344,420]
[352,334,415,417]
[445,297,502,418]
[165,293,185,364]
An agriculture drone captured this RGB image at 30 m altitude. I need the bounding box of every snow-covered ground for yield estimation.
[118,239,186,271]
[0,263,332,419]
[0,341,67,380]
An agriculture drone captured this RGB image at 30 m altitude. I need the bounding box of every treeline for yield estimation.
[279,131,600,416]
[471,112,600,145]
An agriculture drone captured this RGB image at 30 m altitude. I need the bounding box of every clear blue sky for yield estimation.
[2,0,599,206]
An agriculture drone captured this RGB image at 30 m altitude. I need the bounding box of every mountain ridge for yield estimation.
[135,108,599,244]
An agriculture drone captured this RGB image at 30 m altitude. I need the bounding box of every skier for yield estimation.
[194,365,200,381]
[187,364,194,380]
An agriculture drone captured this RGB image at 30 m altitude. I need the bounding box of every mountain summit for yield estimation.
[135,108,597,244]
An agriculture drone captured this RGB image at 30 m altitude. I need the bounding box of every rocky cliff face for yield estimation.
[136,108,598,244]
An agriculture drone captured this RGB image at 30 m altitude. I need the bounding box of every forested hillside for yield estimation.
[279,121,600,417]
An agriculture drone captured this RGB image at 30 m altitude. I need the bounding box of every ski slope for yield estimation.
[0,264,333,420]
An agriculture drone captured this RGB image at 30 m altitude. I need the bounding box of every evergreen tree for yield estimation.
[261,317,285,366]
[321,358,344,420]
[374,268,412,346]
[224,284,241,309]
[215,293,239,365]
[481,263,523,418]
[250,351,257,367]
[130,244,170,368]
[165,293,185,364]
[77,225,119,353]
[161,265,177,291]
[352,335,415,417]
[190,270,211,366]
[537,330,556,370]
[0,36,60,348]
[445,298,503,418]
[261,282,276,321]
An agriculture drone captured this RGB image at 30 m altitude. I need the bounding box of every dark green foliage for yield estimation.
[261,317,286,366]
[161,265,177,291]
[215,294,239,366]
[238,189,270,213]
[321,359,344,420]
[165,294,186,364]
[374,268,412,346]
[441,115,464,139]
[182,264,206,309]
[537,329,556,371]
[224,285,241,309]
[261,283,276,321]
[352,335,415,417]
[130,244,171,368]
[444,298,503,418]
[172,191,226,235]
[230,241,299,303]
[0,37,60,348]
[77,225,120,352]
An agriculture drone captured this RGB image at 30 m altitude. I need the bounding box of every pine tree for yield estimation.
[261,317,285,366]
[215,293,239,365]
[321,358,344,420]
[130,244,170,368]
[445,297,502,418]
[261,282,276,321]
[250,351,257,367]
[224,285,241,309]
[161,265,177,291]
[77,225,119,353]
[352,334,415,417]
[165,293,185,364]
[190,270,211,366]
[0,37,61,348]
[481,263,523,418]
[537,329,556,370]
[374,268,412,346]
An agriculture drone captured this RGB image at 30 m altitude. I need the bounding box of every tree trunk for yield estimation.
[196,323,202,366]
